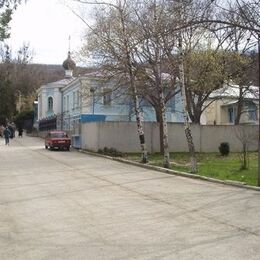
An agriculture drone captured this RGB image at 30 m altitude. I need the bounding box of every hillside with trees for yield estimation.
[0,43,90,125]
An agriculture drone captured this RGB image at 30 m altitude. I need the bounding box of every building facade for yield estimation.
[37,53,184,132]
[201,84,259,125]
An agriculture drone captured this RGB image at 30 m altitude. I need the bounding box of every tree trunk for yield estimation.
[185,86,195,123]
[193,111,201,124]
[234,87,243,125]
[159,117,164,155]
[159,89,170,168]
[178,35,197,173]
[193,106,203,125]
[242,143,248,170]
[155,106,164,154]
[153,46,170,167]
[132,86,148,163]
[151,3,170,168]
[119,5,148,163]
[185,87,203,124]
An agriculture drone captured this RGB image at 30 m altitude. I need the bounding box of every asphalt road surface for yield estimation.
[0,134,259,260]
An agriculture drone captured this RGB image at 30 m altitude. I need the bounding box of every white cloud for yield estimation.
[7,0,88,65]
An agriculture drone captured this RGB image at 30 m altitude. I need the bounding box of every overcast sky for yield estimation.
[7,0,88,65]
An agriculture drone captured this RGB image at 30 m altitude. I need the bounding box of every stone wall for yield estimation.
[81,122,259,153]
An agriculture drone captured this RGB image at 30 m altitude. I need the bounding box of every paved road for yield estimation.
[0,135,259,260]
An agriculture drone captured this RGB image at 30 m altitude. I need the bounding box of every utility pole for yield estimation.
[257,34,260,187]
[90,87,95,114]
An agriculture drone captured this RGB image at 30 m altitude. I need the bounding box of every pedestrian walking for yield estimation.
[8,125,14,138]
[3,127,11,145]
[18,127,23,138]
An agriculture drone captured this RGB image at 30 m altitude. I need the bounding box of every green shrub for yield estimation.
[99,147,123,157]
[219,142,230,156]
[103,147,109,154]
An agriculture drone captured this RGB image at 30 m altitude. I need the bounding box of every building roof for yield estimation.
[83,70,116,78]
[209,84,259,100]
[50,77,76,86]
[221,100,238,106]
[36,77,76,94]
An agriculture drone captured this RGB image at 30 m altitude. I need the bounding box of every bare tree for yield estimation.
[178,34,197,173]
[165,0,258,126]
[129,0,175,167]
[71,0,259,172]
[136,68,179,155]
[169,0,260,36]
[216,0,260,35]
[204,4,258,125]
[163,0,200,172]
[235,125,258,170]
[76,0,149,163]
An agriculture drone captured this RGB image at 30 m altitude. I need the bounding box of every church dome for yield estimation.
[62,51,76,70]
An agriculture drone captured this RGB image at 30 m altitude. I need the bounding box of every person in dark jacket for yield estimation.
[7,125,14,138]
[18,127,23,138]
[3,127,11,145]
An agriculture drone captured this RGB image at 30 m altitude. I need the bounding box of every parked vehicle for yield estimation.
[45,131,71,151]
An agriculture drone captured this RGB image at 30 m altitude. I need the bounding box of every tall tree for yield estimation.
[131,0,174,167]
[0,43,35,120]
[178,34,197,173]
[0,44,16,121]
[163,0,202,172]
[184,48,227,124]
[171,0,260,35]
[78,0,149,163]
[223,26,257,125]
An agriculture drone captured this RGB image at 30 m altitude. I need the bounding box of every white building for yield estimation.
[37,53,184,129]
[37,51,76,120]
[201,84,259,125]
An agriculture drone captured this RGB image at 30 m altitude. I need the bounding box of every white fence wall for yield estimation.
[81,122,259,153]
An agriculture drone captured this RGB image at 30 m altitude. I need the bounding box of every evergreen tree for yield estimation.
[0,1,21,41]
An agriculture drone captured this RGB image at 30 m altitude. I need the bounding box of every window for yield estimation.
[103,88,112,105]
[73,92,76,109]
[63,97,66,111]
[72,90,80,109]
[76,90,80,108]
[66,96,69,112]
[228,107,234,123]
[247,103,257,121]
[50,132,67,138]
[48,97,53,111]
[39,94,42,118]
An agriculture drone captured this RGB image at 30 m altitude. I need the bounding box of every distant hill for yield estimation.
[0,62,96,117]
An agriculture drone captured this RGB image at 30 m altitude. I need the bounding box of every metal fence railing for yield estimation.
[38,116,57,131]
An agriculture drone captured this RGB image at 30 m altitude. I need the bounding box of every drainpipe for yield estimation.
[90,87,95,115]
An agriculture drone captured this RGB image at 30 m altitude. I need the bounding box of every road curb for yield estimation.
[78,149,260,192]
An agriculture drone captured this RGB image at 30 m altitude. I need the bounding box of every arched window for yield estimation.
[48,97,53,111]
